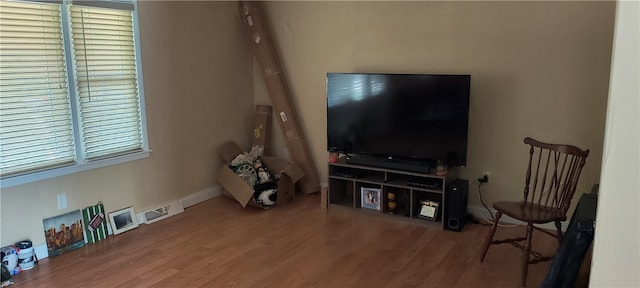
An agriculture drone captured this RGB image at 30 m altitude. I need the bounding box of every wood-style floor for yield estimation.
[12,194,559,287]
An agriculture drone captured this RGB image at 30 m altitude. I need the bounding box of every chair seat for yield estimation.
[493,201,566,224]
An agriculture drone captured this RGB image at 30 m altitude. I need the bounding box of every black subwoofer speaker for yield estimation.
[445,179,469,232]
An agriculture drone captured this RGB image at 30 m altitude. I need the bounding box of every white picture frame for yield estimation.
[108,207,139,235]
[361,187,382,210]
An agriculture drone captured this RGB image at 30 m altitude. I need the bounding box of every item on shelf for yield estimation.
[329,151,339,163]
[361,187,381,210]
[387,191,397,214]
[336,171,359,179]
[436,160,447,176]
[407,177,439,189]
[418,200,440,221]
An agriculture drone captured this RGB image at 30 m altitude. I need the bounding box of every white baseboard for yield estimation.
[180,186,222,208]
[467,204,567,231]
[29,186,222,261]
[135,212,145,227]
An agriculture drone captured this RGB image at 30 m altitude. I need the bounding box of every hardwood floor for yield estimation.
[12,194,558,287]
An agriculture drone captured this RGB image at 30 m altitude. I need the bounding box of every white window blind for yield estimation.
[0,0,76,177]
[0,0,147,186]
[70,5,142,160]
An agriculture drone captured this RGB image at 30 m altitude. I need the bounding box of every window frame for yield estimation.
[0,0,150,188]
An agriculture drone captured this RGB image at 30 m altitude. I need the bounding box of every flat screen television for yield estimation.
[327,73,470,170]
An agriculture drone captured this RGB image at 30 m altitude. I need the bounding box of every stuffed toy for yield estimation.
[254,182,278,209]
[253,159,271,184]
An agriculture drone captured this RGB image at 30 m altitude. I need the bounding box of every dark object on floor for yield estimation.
[466,213,480,224]
[480,137,589,286]
[541,193,597,288]
[254,181,278,208]
[1,262,13,287]
[444,179,469,232]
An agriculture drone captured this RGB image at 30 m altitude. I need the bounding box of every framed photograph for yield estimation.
[361,187,381,210]
[43,210,85,257]
[417,200,440,221]
[108,207,139,235]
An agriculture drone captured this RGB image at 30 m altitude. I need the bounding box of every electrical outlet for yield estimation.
[482,171,491,183]
[57,193,67,210]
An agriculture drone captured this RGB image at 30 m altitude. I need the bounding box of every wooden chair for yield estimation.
[479,137,589,286]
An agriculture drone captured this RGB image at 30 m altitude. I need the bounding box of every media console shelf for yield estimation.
[328,159,457,228]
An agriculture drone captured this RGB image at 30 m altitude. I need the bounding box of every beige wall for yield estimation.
[0,1,252,247]
[255,1,615,212]
[1,0,617,249]
[590,0,640,285]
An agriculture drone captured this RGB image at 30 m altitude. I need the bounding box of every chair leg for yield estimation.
[521,222,534,287]
[555,220,563,244]
[480,211,502,262]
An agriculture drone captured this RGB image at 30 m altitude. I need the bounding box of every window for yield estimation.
[0,0,149,188]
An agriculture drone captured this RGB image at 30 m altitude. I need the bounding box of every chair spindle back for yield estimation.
[522,137,589,215]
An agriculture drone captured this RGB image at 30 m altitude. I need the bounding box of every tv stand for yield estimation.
[345,155,434,174]
[328,159,457,229]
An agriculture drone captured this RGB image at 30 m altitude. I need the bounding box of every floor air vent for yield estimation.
[142,201,184,224]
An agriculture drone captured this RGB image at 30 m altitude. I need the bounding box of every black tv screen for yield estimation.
[327,73,470,167]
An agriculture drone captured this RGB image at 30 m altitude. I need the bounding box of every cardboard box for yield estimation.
[217,141,304,208]
[252,105,272,155]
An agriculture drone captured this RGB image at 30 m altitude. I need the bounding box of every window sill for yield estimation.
[0,150,152,189]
